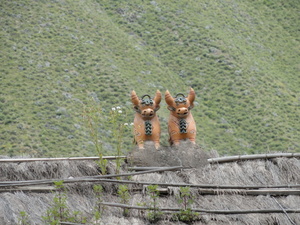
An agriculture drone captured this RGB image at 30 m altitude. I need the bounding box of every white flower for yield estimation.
[118,110,122,114]
[130,122,134,126]
[116,106,121,109]
[112,107,116,111]
[124,123,128,126]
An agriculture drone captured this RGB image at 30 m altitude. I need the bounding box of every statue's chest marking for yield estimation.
[145,120,152,135]
[179,118,187,134]
[171,118,189,134]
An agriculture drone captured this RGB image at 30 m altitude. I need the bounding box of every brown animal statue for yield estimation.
[165,88,196,145]
[131,90,161,149]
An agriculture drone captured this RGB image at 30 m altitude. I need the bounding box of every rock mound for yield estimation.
[127,140,210,168]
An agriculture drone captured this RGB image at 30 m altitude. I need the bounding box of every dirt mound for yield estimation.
[127,140,210,168]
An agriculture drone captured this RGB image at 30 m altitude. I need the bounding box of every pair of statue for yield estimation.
[131,88,196,149]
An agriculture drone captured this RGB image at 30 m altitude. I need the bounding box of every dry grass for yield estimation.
[0,148,299,224]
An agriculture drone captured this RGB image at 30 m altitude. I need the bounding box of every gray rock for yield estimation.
[127,140,209,168]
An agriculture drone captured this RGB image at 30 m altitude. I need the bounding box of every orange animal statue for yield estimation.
[131,90,161,149]
[165,88,196,145]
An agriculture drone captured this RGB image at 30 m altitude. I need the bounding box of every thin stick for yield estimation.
[1,176,299,190]
[272,197,297,225]
[0,156,127,163]
[208,153,300,164]
[59,222,85,225]
[1,185,299,196]
[198,189,300,196]
[0,166,183,187]
[100,202,300,214]
[128,167,170,171]
[0,185,55,192]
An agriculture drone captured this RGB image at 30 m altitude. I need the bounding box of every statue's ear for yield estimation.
[153,90,161,111]
[165,90,175,107]
[187,88,195,107]
[153,90,161,105]
[131,90,140,106]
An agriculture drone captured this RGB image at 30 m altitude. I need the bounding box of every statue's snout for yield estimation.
[176,107,188,116]
[142,108,154,117]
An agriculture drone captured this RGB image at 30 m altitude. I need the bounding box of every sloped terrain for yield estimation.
[0,0,299,157]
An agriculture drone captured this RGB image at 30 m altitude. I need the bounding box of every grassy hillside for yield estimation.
[0,0,299,157]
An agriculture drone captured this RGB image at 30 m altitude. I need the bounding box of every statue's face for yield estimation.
[165,88,195,118]
[131,91,161,119]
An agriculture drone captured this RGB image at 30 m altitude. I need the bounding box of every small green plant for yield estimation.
[42,181,70,224]
[109,106,130,175]
[173,187,199,222]
[42,181,87,225]
[18,211,30,225]
[137,202,146,218]
[68,211,87,224]
[83,102,107,175]
[117,184,130,217]
[146,185,163,223]
[92,184,105,223]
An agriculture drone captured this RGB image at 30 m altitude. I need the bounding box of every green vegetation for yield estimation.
[0,0,299,157]
[173,187,199,222]
[117,185,130,217]
[109,106,129,174]
[146,185,163,222]
[92,184,105,223]
[42,181,87,224]
[18,211,30,225]
[83,100,108,174]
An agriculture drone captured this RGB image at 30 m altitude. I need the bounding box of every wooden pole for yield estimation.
[0,156,127,163]
[59,222,85,225]
[0,176,299,190]
[1,175,299,195]
[208,153,300,164]
[0,185,54,192]
[128,167,170,171]
[100,202,300,214]
[0,166,183,187]
[1,185,299,196]
[197,188,300,196]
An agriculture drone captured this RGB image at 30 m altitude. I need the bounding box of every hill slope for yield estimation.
[0,0,299,157]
